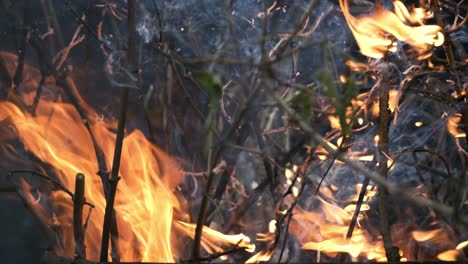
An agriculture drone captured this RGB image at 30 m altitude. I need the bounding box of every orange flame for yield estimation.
[0,52,253,262]
[339,0,444,59]
[290,184,464,262]
[0,96,181,261]
[447,114,466,138]
[293,201,388,261]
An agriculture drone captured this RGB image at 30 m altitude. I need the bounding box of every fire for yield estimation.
[291,198,388,261]
[175,222,255,254]
[370,89,400,117]
[339,0,444,59]
[0,98,180,261]
[447,114,466,138]
[0,52,253,262]
[288,184,465,262]
[437,241,468,261]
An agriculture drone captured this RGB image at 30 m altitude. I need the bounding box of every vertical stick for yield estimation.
[100,0,136,262]
[13,0,28,94]
[431,0,461,91]
[378,81,400,261]
[432,0,466,221]
[73,173,86,259]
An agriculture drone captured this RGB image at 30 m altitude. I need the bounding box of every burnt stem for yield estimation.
[431,0,461,92]
[73,173,86,259]
[277,210,293,263]
[98,48,126,263]
[315,137,347,194]
[30,75,45,115]
[432,0,467,223]
[192,142,216,260]
[225,176,270,232]
[337,176,371,262]
[206,121,270,226]
[29,35,110,188]
[205,166,232,226]
[9,170,95,208]
[192,81,261,260]
[99,0,136,261]
[163,62,172,153]
[0,56,12,96]
[378,81,399,262]
[12,1,28,94]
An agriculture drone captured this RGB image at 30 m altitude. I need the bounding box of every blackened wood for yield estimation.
[99,0,136,261]
[378,82,400,262]
[73,173,86,259]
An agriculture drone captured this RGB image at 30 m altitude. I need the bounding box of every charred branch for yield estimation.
[73,173,86,260]
[99,0,137,261]
[377,78,399,262]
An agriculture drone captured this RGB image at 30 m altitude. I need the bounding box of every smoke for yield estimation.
[137,14,159,44]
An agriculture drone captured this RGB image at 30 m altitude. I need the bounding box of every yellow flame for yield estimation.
[176,222,255,254]
[0,52,253,262]
[339,0,444,59]
[437,240,468,261]
[456,241,468,250]
[246,250,274,263]
[447,115,466,138]
[437,250,460,261]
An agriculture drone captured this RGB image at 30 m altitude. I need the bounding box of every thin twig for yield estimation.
[277,212,293,264]
[225,176,271,232]
[315,137,347,194]
[9,170,94,208]
[276,167,307,263]
[99,0,137,261]
[150,0,163,41]
[337,176,371,262]
[65,0,114,52]
[448,12,468,33]
[265,82,468,225]
[271,0,320,61]
[431,0,461,91]
[29,34,110,188]
[192,80,262,260]
[30,75,45,115]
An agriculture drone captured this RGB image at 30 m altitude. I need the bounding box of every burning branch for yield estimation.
[265,82,468,225]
